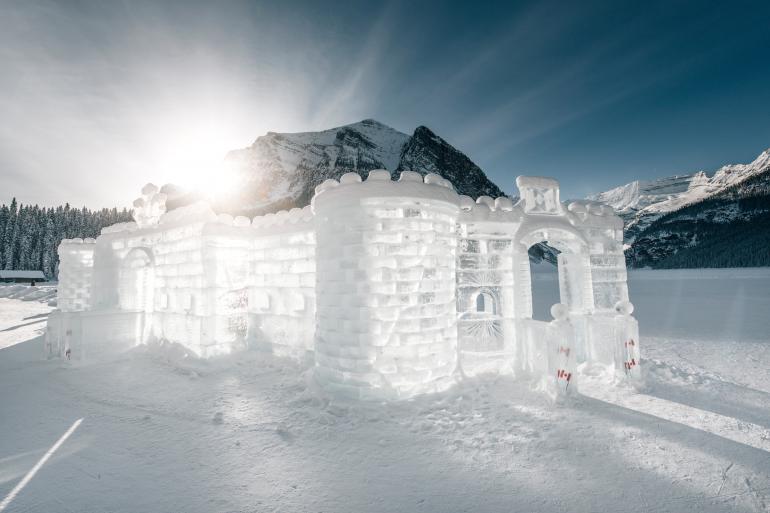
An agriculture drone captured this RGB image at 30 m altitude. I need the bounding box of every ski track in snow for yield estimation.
[1,270,770,513]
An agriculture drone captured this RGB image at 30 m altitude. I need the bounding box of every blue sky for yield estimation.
[2,0,770,207]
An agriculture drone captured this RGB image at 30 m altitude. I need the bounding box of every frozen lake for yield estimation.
[532,267,770,342]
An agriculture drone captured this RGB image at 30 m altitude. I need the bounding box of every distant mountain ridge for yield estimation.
[222,119,503,215]
[591,148,770,268]
[168,118,769,269]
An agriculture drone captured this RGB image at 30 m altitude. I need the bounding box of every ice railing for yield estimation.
[521,299,640,398]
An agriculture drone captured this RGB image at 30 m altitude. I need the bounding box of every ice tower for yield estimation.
[313,171,460,399]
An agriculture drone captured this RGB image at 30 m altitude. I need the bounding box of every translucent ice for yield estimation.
[48,171,639,400]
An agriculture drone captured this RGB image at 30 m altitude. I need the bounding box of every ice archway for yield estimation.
[118,247,155,312]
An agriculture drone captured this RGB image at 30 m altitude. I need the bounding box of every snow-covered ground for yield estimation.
[1,270,769,513]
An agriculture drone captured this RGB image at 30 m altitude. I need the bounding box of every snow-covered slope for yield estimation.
[591,149,770,243]
[592,172,710,218]
[591,148,770,267]
[221,119,503,215]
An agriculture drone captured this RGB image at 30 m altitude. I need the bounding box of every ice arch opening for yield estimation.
[118,247,155,312]
[518,226,593,319]
[475,291,497,315]
[528,243,561,321]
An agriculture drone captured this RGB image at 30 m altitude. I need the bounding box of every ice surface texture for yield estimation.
[49,173,640,399]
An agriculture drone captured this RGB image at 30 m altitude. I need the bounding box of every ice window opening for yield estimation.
[475,291,496,315]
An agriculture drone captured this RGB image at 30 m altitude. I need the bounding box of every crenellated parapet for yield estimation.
[312,170,458,213]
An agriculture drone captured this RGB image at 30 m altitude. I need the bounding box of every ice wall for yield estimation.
[45,238,96,359]
[456,196,522,376]
[87,201,218,354]
[192,215,252,356]
[313,171,460,400]
[248,207,316,358]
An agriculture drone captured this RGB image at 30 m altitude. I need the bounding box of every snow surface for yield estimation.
[2,270,770,512]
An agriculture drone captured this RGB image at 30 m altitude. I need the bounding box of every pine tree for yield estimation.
[0,204,8,268]
[0,198,132,278]
[3,198,17,270]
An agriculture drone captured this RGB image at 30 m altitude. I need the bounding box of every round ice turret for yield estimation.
[313,172,460,400]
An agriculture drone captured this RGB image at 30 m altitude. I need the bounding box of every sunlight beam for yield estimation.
[581,382,770,454]
[0,418,83,512]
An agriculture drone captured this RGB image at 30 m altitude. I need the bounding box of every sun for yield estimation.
[154,123,241,201]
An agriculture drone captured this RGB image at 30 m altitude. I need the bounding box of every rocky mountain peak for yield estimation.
[222,119,503,215]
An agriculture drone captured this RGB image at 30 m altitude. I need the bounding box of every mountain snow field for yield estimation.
[1,269,769,513]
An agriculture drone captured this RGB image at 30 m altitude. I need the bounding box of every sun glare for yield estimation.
[154,123,241,201]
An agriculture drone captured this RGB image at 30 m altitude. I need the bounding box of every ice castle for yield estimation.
[46,171,641,400]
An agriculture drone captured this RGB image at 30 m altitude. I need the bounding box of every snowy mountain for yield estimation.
[221,119,503,215]
[592,148,770,268]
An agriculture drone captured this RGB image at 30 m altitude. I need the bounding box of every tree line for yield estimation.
[0,198,133,279]
[628,193,770,268]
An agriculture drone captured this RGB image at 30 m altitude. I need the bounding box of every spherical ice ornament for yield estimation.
[550,303,568,321]
[141,183,159,196]
[615,300,634,315]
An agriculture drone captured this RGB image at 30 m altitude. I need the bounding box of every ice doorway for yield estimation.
[519,227,592,321]
[528,243,561,321]
[118,247,155,312]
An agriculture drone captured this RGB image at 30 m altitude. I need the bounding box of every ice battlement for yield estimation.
[312,170,459,212]
[251,205,314,233]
